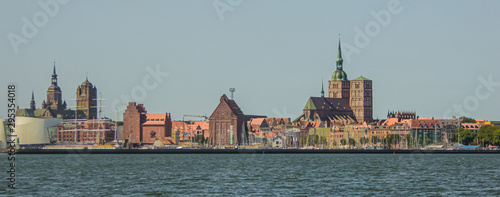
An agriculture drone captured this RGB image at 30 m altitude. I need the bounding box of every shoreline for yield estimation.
[8,149,500,154]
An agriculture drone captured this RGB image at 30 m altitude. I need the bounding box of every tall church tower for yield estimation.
[350,76,373,123]
[77,76,97,119]
[328,39,350,99]
[43,62,66,111]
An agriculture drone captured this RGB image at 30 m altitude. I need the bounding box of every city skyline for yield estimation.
[1,0,500,121]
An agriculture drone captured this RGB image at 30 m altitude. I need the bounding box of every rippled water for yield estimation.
[1,154,500,196]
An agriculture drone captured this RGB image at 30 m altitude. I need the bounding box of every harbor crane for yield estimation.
[182,114,208,143]
[183,114,208,121]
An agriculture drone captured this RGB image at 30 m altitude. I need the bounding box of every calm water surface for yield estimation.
[1,154,500,196]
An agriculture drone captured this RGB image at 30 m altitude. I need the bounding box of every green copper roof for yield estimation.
[331,70,348,81]
[332,38,348,81]
[352,76,371,81]
[336,39,343,64]
[303,98,316,110]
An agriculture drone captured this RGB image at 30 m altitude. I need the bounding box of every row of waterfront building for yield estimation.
[3,41,498,149]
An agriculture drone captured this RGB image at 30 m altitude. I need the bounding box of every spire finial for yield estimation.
[86,72,88,81]
[336,35,343,70]
[321,80,325,98]
[32,90,34,100]
[51,60,58,85]
[53,59,56,75]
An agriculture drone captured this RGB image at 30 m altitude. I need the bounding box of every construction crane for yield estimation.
[183,114,208,121]
[182,114,209,143]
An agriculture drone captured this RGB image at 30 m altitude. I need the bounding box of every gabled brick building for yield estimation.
[122,102,172,146]
[208,94,265,147]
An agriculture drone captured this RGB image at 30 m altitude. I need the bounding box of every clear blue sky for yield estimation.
[1,0,499,121]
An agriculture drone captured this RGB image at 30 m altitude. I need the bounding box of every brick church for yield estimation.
[17,62,98,119]
[294,40,373,126]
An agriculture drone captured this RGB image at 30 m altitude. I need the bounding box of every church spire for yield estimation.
[51,60,58,85]
[336,36,343,70]
[30,90,36,110]
[321,81,325,98]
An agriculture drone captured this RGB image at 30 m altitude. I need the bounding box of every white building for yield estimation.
[16,117,62,145]
[0,120,9,149]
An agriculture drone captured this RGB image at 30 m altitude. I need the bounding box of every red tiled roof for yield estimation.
[143,114,167,125]
[411,119,441,129]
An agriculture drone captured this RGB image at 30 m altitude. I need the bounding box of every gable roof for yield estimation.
[304,97,352,112]
[34,108,55,118]
[250,118,269,128]
[16,109,35,117]
[210,94,244,119]
[352,76,371,81]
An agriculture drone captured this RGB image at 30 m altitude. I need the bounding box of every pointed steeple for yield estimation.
[30,90,36,110]
[51,60,58,85]
[336,36,343,70]
[321,81,325,98]
[331,35,348,81]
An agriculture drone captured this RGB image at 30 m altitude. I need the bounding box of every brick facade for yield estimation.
[122,102,172,145]
[209,94,245,147]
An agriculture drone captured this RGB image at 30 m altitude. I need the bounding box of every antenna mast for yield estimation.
[229,88,235,100]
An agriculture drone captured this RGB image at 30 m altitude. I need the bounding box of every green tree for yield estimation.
[387,134,400,149]
[460,129,477,145]
[319,136,327,146]
[197,135,205,145]
[476,125,500,145]
[340,139,347,146]
[451,128,460,143]
[359,137,369,145]
[262,138,268,146]
[348,138,356,148]
[371,136,379,145]
[460,116,476,123]
[384,137,391,149]
[299,136,308,147]
[405,134,413,148]
[492,129,500,146]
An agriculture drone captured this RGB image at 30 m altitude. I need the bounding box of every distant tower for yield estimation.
[43,61,66,111]
[77,75,97,119]
[328,38,350,99]
[350,75,373,123]
[30,91,36,110]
